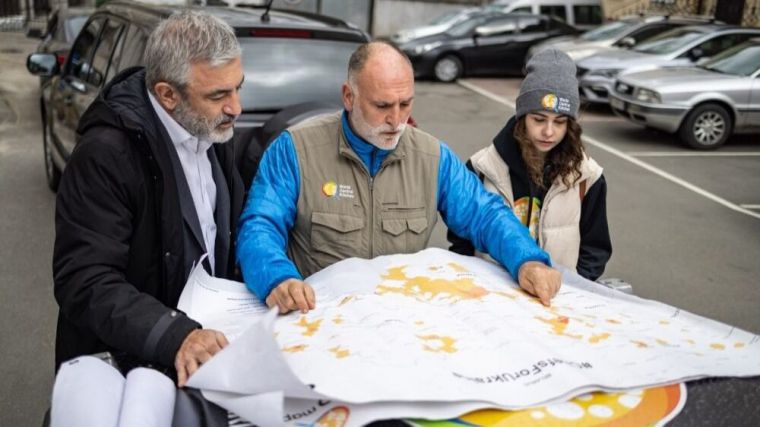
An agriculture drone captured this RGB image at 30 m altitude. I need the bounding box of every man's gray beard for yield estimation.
[173,101,235,143]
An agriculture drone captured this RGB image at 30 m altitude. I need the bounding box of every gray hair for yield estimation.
[347,41,412,91]
[145,10,241,94]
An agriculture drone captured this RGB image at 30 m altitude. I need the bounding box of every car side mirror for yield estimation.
[617,36,635,48]
[26,27,44,39]
[26,53,59,76]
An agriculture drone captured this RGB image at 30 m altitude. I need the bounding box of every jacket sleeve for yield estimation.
[437,142,550,278]
[576,175,612,281]
[53,131,200,369]
[236,131,303,302]
[446,159,476,256]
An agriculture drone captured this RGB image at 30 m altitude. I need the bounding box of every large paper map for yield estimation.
[184,248,760,425]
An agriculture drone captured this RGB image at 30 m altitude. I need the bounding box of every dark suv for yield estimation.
[26,0,369,191]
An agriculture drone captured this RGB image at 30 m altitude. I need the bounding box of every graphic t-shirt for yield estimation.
[512,196,542,240]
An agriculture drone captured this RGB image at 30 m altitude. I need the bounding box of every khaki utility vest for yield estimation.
[469,144,603,272]
[287,112,441,277]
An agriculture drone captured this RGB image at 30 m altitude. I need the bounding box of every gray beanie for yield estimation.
[516,49,579,119]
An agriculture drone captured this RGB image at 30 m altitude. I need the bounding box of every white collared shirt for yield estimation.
[148,91,217,274]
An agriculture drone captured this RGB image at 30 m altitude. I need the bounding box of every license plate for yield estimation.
[610,97,626,112]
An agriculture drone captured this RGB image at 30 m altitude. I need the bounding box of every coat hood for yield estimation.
[77,67,162,143]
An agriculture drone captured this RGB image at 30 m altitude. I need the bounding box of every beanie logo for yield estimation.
[541,93,572,114]
[541,94,558,111]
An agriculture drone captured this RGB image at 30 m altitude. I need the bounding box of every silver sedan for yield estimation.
[576,25,760,104]
[609,38,760,149]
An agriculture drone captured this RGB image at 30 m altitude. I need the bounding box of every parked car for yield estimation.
[27,6,94,84]
[609,37,760,150]
[527,14,720,62]
[399,12,580,82]
[492,0,603,30]
[26,0,369,191]
[576,25,760,104]
[390,7,500,44]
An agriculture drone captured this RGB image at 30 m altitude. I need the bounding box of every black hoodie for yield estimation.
[53,67,245,373]
[448,117,611,281]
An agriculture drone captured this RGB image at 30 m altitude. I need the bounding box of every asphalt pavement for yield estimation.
[0,31,58,426]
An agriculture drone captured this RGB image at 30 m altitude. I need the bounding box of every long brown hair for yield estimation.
[514,116,584,190]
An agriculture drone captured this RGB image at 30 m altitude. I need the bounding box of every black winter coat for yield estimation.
[53,67,246,371]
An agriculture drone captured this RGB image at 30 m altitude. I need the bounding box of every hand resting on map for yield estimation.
[517,261,561,306]
[267,278,316,315]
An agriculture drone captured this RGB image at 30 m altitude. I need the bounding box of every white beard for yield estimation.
[350,103,406,150]
[174,101,236,143]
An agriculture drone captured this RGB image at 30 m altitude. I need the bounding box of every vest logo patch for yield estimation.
[322,181,338,197]
[322,181,355,199]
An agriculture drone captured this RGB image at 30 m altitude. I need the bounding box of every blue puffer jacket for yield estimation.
[237,112,550,301]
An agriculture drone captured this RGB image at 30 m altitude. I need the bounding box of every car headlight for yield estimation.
[635,88,661,103]
[589,68,620,78]
[413,41,442,55]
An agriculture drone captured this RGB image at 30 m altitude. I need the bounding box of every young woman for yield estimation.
[448,49,611,281]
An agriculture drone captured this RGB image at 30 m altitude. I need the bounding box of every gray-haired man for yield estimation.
[53,10,245,386]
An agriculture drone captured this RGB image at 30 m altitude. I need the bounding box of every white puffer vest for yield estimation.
[469,144,603,272]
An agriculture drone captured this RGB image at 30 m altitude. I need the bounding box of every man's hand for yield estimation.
[518,261,561,306]
[175,329,228,387]
[266,278,316,315]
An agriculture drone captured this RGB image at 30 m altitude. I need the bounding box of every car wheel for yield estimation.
[42,110,61,192]
[678,103,732,150]
[433,55,462,83]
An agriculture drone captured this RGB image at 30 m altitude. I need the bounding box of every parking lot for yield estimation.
[1,29,760,425]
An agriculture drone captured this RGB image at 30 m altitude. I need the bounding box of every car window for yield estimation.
[633,27,705,54]
[573,5,602,26]
[519,17,545,33]
[512,7,532,13]
[627,24,669,43]
[447,16,489,37]
[105,20,128,83]
[116,24,148,73]
[540,5,567,22]
[476,17,519,36]
[66,17,104,82]
[695,33,757,58]
[238,37,360,111]
[702,39,760,76]
[64,16,89,42]
[89,19,124,87]
[580,20,635,41]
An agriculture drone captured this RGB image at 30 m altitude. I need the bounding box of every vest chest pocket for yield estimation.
[310,212,365,266]
[381,216,429,254]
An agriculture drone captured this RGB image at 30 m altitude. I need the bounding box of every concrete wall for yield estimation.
[372,0,471,38]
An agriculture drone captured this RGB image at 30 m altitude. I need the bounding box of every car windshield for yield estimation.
[64,16,89,41]
[700,39,760,76]
[633,27,704,54]
[581,20,636,41]
[238,37,359,111]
